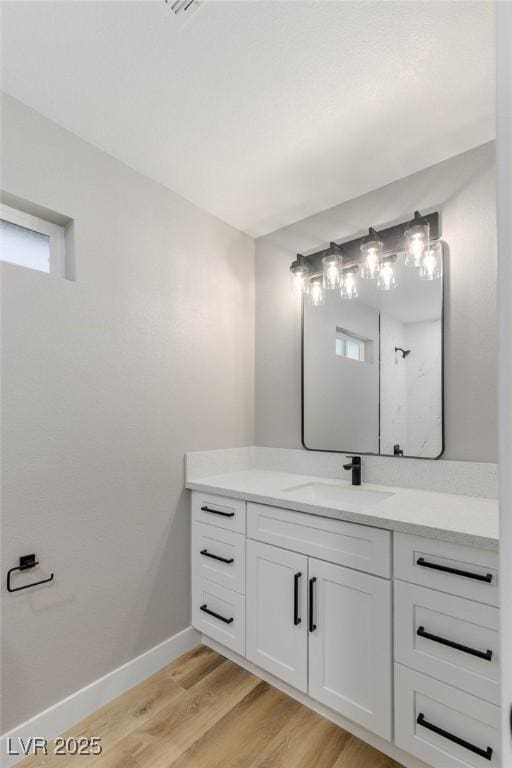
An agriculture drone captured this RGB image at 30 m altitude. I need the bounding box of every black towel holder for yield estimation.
[6,554,54,593]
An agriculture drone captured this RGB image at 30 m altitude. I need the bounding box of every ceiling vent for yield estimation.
[166,0,202,18]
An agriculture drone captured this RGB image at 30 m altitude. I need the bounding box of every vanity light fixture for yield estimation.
[290,209,441,306]
[290,254,311,296]
[341,268,359,300]
[322,243,344,290]
[308,276,325,306]
[404,211,430,267]
[377,258,397,291]
[360,228,384,279]
[420,241,442,281]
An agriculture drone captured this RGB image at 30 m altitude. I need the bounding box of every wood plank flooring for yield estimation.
[19,645,403,768]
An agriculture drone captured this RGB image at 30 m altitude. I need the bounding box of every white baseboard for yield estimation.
[202,636,432,768]
[1,626,200,768]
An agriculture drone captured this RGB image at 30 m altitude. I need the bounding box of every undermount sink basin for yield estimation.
[281,482,394,507]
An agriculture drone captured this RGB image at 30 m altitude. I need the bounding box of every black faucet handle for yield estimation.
[343,455,362,486]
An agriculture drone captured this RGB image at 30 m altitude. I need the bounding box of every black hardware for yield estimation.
[416,713,492,761]
[7,554,54,593]
[293,572,302,626]
[200,549,234,565]
[309,577,317,632]
[393,444,404,456]
[343,455,361,486]
[416,557,493,583]
[200,505,235,518]
[417,626,493,661]
[199,604,234,624]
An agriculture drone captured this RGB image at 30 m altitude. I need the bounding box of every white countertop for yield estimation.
[186,469,499,550]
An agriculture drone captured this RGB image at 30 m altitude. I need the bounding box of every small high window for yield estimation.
[0,204,65,276]
[336,329,366,362]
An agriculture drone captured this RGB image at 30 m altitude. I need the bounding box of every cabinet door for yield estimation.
[308,558,392,740]
[246,540,308,692]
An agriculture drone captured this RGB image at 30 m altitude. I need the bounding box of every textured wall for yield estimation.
[1,94,255,730]
[255,143,497,462]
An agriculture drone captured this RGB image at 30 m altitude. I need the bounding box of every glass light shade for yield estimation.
[360,240,383,279]
[290,263,310,295]
[405,221,430,267]
[341,270,358,300]
[322,253,343,290]
[377,261,397,291]
[308,277,325,306]
[420,242,442,281]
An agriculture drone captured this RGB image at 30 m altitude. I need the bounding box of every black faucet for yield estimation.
[343,455,361,486]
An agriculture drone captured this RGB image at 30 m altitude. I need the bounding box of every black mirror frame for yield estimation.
[301,247,446,460]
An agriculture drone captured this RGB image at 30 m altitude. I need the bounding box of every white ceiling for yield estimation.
[1,1,495,237]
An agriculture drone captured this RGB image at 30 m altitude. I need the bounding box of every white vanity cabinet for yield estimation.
[394,534,501,768]
[192,492,393,741]
[307,558,392,739]
[190,490,500,768]
[245,541,392,738]
[246,540,308,692]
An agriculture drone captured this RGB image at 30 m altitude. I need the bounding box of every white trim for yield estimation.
[497,1,512,762]
[202,636,432,768]
[0,626,200,767]
[0,203,65,276]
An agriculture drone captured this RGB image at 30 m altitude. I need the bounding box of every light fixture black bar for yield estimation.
[300,211,440,275]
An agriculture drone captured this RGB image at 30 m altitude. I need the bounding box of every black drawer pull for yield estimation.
[417,626,493,661]
[309,577,317,632]
[199,604,234,624]
[416,557,493,583]
[200,549,234,565]
[417,713,492,761]
[201,505,235,518]
[293,572,302,626]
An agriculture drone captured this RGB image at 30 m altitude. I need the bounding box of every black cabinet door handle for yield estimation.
[293,572,302,626]
[200,549,234,565]
[309,577,317,632]
[417,626,493,661]
[416,713,492,761]
[199,604,234,624]
[201,505,235,518]
[416,557,493,583]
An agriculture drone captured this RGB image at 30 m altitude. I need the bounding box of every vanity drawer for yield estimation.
[192,578,245,655]
[395,664,501,768]
[192,523,245,594]
[191,491,246,534]
[394,533,499,606]
[395,581,499,704]
[247,503,391,578]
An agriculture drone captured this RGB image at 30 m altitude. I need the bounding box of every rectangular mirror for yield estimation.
[302,248,444,458]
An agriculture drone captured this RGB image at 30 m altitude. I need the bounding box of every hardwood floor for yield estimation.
[19,645,403,768]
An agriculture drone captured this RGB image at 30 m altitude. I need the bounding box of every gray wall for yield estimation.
[255,142,497,462]
[1,94,255,730]
[304,295,379,453]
